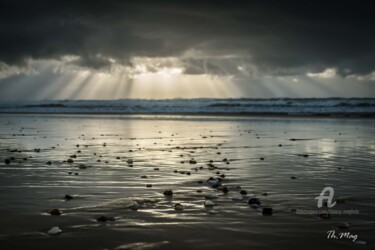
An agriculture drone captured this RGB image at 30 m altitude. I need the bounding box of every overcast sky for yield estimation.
[0,0,374,100]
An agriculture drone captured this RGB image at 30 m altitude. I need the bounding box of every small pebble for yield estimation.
[50,208,62,216]
[47,226,62,235]
[129,202,140,211]
[146,184,152,188]
[64,194,73,200]
[96,216,115,222]
[204,200,215,207]
[174,203,184,211]
[240,190,247,195]
[163,190,173,196]
[248,198,261,206]
[262,207,273,216]
[4,159,11,164]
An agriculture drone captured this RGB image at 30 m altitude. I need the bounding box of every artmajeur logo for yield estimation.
[315,186,336,208]
[295,186,359,216]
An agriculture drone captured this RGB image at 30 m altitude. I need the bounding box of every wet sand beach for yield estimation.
[0,114,374,250]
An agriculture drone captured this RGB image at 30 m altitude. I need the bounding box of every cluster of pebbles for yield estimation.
[1,128,364,245]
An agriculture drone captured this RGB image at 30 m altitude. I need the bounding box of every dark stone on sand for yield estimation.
[10,157,15,161]
[186,172,191,175]
[79,164,87,169]
[74,173,79,175]
[248,198,261,205]
[262,207,273,215]
[260,158,264,160]
[189,159,197,164]
[220,174,226,178]
[4,159,11,164]
[67,159,74,163]
[262,192,268,196]
[46,161,52,165]
[279,144,282,147]
[163,190,173,196]
[197,190,202,193]
[221,186,229,194]
[197,180,203,184]
[50,208,62,215]
[70,155,77,158]
[96,216,115,222]
[154,167,160,170]
[290,176,297,179]
[173,170,178,173]
[240,190,247,195]
[68,172,72,175]
[141,175,147,179]
[116,157,120,159]
[64,194,73,200]
[146,184,152,188]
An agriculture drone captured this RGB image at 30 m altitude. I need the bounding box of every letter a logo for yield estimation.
[315,187,336,208]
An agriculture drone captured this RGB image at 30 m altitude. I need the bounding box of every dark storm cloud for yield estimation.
[0,0,374,75]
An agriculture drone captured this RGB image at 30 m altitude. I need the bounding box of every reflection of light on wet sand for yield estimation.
[0,115,374,249]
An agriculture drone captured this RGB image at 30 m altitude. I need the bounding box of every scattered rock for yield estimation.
[240,190,248,195]
[153,168,160,171]
[140,175,147,179]
[163,190,173,196]
[50,208,62,216]
[260,158,264,160]
[189,159,197,164]
[64,194,73,200]
[96,216,115,222]
[262,207,273,216]
[46,161,52,165]
[290,176,297,179]
[4,159,11,164]
[174,203,184,211]
[207,177,221,187]
[146,184,152,188]
[67,159,74,163]
[129,202,140,211]
[221,186,229,194]
[47,226,62,235]
[248,198,261,206]
[204,200,216,207]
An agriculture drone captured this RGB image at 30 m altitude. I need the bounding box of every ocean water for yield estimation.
[0,98,374,115]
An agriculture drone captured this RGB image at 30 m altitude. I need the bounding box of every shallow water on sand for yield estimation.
[0,114,374,250]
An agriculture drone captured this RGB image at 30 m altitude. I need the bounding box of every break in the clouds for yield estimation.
[0,0,374,99]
